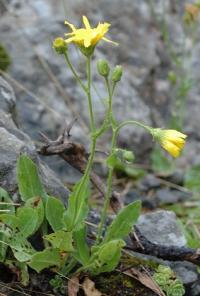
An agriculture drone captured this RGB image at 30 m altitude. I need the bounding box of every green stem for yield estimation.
[96,79,117,243]
[63,52,87,92]
[96,130,117,243]
[86,57,96,133]
[72,58,97,226]
[116,120,152,135]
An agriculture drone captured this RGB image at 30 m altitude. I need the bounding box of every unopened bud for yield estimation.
[97,59,110,77]
[111,65,123,82]
[53,38,68,54]
[122,150,135,163]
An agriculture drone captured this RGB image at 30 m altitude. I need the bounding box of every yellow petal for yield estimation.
[102,37,118,45]
[64,20,76,32]
[161,140,180,158]
[82,16,91,30]
[65,36,76,43]
[164,130,187,139]
[84,37,92,47]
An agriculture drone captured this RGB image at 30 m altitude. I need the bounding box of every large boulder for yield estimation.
[0,77,69,202]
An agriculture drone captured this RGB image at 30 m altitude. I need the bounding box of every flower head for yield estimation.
[151,129,187,158]
[64,16,117,50]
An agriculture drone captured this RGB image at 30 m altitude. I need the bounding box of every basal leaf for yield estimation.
[63,176,90,231]
[17,207,38,238]
[0,187,15,214]
[17,154,47,201]
[104,200,141,242]
[46,196,65,231]
[0,214,19,229]
[28,248,61,272]
[73,225,90,265]
[9,232,36,262]
[89,239,125,275]
[44,230,74,252]
[25,197,44,232]
[0,223,12,262]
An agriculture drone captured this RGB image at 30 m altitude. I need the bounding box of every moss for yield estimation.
[93,272,156,296]
[0,43,11,71]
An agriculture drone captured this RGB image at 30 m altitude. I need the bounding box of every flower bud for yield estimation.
[53,37,68,54]
[122,150,135,163]
[97,59,110,77]
[111,65,123,82]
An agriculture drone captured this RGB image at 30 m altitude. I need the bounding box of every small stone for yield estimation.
[156,188,191,205]
[170,262,198,285]
[136,210,187,247]
[139,174,161,191]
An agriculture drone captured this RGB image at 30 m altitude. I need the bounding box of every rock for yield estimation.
[0,77,69,202]
[156,188,190,205]
[136,210,187,247]
[170,262,198,285]
[138,174,162,191]
[190,281,200,296]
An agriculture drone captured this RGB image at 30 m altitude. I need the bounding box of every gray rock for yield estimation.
[156,188,190,205]
[136,210,187,247]
[0,77,69,203]
[170,262,198,285]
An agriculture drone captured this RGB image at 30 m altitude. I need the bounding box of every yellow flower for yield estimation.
[64,16,117,49]
[152,129,187,158]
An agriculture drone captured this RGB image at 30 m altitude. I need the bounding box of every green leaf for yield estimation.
[44,230,74,252]
[17,207,38,238]
[46,196,65,231]
[63,176,90,231]
[73,225,90,265]
[25,197,44,232]
[104,200,141,242]
[28,249,61,272]
[9,232,36,262]
[0,214,19,229]
[89,239,125,274]
[0,187,15,214]
[184,164,200,194]
[17,154,47,201]
[0,222,12,262]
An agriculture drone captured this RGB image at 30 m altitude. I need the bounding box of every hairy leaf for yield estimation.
[25,197,44,232]
[17,154,47,201]
[17,207,38,238]
[0,187,15,214]
[90,239,125,274]
[46,196,65,231]
[9,232,36,262]
[104,200,141,242]
[44,230,74,252]
[73,225,90,265]
[28,249,61,272]
[63,176,90,231]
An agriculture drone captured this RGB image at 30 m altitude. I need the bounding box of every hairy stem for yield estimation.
[63,52,87,92]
